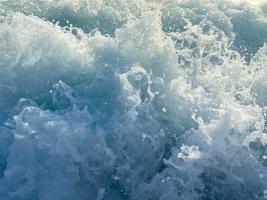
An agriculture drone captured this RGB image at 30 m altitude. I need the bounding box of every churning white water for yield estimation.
[1,0,267,199]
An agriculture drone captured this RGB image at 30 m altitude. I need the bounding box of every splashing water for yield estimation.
[1,0,267,199]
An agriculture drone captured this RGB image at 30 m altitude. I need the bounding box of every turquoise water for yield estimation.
[1,0,267,199]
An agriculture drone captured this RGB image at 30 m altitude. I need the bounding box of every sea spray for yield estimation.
[1,0,267,199]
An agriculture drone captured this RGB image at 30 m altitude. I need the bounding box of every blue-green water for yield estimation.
[1,0,267,199]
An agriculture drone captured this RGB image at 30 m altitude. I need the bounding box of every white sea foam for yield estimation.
[1,0,267,199]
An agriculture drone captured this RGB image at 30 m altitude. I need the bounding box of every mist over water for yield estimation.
[1,0,267,199]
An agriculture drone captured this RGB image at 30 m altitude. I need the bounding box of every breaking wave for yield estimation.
[1,0,267,199]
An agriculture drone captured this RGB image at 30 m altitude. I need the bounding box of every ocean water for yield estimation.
[1,0,267,199]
